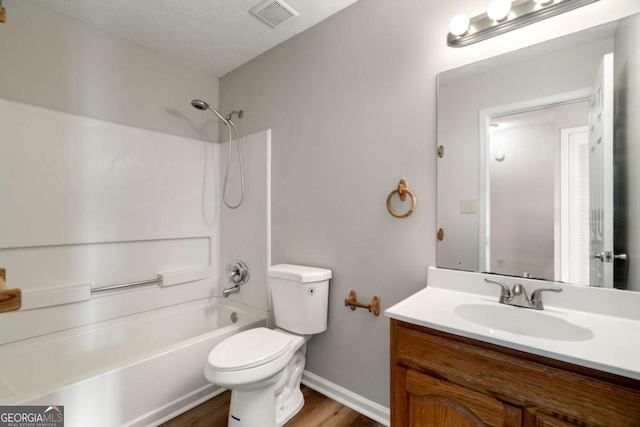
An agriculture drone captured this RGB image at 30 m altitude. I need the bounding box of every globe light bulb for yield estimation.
[449,13,471,36]
[487,0,512,21]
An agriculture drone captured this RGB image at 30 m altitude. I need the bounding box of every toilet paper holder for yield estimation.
[344,290,380,316]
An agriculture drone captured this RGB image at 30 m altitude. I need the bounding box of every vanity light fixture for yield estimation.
[447,0,600,48]
[449,13,471,36]
[487,0,512,21]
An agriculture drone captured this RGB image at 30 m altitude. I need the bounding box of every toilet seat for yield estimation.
[208,328,293,372]
[205,328,306,389]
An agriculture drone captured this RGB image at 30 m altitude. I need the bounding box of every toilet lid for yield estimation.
[208,327,293,372]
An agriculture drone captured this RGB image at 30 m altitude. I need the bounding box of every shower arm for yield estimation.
[225,110,244,122]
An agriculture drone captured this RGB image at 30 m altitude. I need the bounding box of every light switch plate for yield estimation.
[460,199,477,214]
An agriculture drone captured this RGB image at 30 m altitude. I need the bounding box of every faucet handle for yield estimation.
[227,260,250,286]
[484,278,512,303]
[530,287,562,310]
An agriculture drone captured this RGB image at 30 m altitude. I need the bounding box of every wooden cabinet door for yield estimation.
[403,369,521,427]
[527,412,596,427]
[392,321,640,427]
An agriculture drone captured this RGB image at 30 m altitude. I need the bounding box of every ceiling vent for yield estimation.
[250,0,299,28]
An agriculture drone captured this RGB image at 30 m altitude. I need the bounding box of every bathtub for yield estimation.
[0,298,266,426]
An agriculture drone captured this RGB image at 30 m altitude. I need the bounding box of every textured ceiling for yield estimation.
[31,0,360,77]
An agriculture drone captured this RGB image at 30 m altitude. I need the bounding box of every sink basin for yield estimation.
[454,304,594,341]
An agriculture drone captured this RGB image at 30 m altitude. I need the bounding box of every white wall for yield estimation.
[220,130,271,312]
[0,1,221,345]
[219,0,640,407]
[614,13,640,291]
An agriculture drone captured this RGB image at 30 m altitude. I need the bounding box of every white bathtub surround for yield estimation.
[386,267,640,380]
[0,298,266,426]
[0,98,224,345]
[0,79,272,427]
[220,129,271,312]
[17,266,214,312]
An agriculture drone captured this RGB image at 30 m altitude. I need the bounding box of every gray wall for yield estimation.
[491,123,557,279]
[220,0,640,407]
[0,0,219,141]
[489,102,587,280]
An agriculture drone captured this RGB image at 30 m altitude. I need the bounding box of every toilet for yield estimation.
[205,264,332,427]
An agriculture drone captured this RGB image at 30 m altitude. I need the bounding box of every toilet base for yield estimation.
[274,347,306,426]
[227,385,277,427]
[276,387,303,426]
[225,346,307,427]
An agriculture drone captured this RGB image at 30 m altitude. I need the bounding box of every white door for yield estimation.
[559,126,590,285]
[589,53,614,287]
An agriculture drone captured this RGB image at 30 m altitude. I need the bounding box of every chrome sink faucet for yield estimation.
[484,278,562,310]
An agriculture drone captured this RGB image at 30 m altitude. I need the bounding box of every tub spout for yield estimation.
[223,285,240,298]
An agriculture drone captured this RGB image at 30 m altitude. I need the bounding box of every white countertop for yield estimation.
[385,267,640,380]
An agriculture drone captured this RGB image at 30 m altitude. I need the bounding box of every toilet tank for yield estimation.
[269,264,332,335]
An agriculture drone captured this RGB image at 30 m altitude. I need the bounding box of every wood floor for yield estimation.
[161,385,385,427]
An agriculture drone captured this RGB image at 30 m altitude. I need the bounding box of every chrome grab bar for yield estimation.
[91,278,160,293]
[91,266,212,294]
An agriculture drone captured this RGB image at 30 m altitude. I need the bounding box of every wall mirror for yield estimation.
[436,12,639,292]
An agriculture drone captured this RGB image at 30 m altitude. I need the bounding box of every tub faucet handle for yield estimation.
[228,260,250,286]
[224,260,250,298]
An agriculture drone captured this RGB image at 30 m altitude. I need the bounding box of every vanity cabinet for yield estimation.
[401,368,521,426]
[391,319,640,426]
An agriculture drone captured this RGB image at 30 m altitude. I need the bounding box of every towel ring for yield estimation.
[386,179,416,218]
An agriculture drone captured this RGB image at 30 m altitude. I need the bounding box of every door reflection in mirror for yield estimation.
[483,101,589,283]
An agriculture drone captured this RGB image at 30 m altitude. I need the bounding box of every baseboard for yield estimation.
[301,371,390,426]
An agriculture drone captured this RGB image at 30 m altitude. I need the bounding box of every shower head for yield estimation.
[191,99,229,125]
[191,99,209,110]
